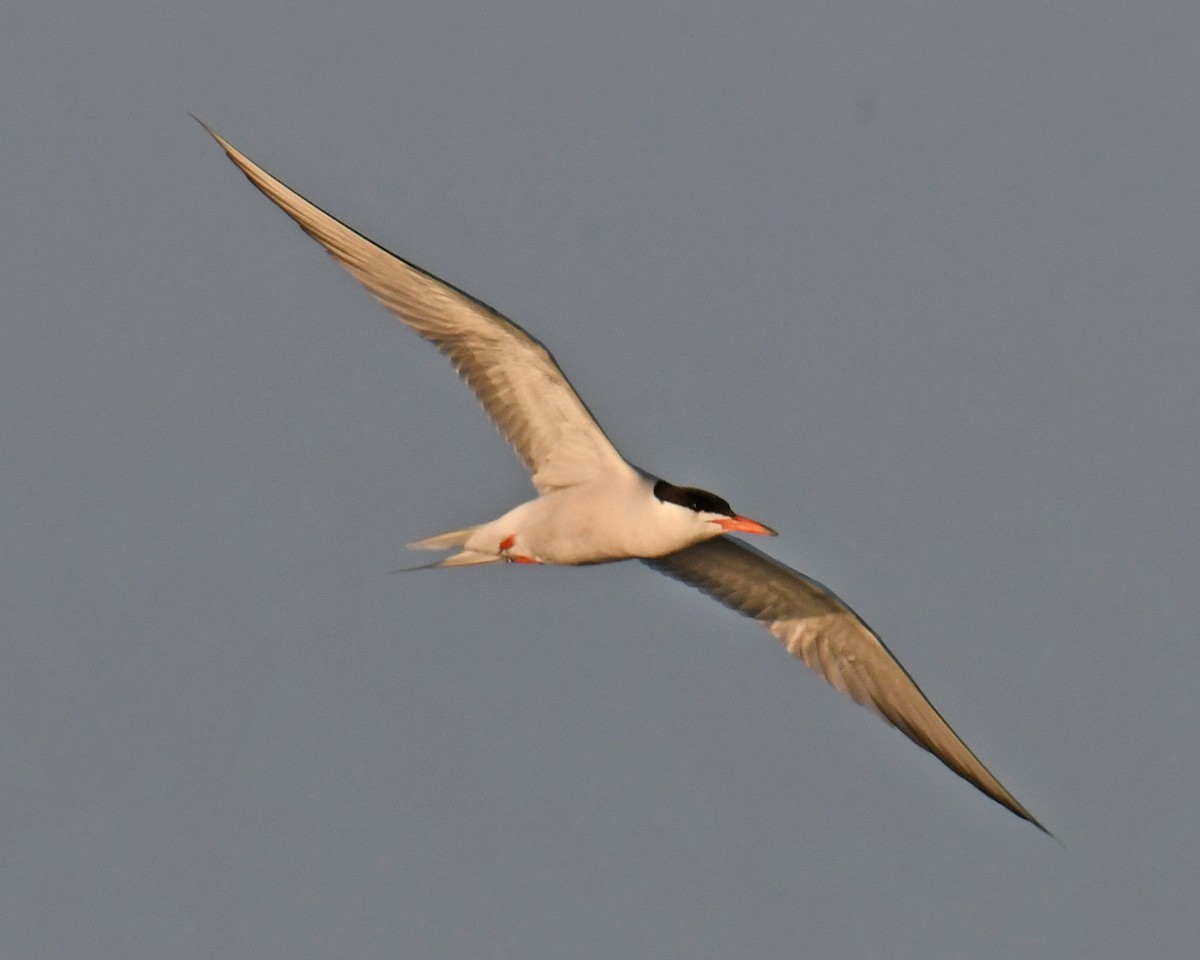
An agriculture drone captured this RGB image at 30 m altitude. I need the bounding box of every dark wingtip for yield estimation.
[1000,796,1055,841]
[387,562,444,574]
[1026,813,1059,843]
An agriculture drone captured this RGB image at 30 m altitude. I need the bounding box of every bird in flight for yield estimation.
[199,121,1045,833]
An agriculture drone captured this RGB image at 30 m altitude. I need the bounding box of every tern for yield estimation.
[200,122,1045,832]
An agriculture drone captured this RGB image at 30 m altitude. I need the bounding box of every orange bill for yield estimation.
[713,515,777,536]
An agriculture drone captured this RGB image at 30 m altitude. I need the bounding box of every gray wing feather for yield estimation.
[644,538,1046,831]
[201,123,630,493]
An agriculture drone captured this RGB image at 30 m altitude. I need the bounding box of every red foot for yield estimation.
[498,533,540,563]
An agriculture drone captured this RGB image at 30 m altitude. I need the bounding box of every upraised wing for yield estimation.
[200,121,632,493]
[644,537,1046,831]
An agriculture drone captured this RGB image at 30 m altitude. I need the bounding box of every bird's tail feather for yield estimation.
[390,549,503,573]
[437,550,504,567]
[399,525,501,571]
[408,525,479,551]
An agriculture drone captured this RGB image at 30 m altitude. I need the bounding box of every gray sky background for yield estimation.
[3,2,1198,957]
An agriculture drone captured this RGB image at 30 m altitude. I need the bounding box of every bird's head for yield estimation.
[652,479,777,541]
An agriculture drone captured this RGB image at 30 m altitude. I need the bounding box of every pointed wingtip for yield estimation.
[189,114,217,138]
[190,115,238,157]
[1025,812,1060,844]
[999,795,1056,841]
[387,562,445,574]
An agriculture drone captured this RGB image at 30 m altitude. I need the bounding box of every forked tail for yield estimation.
[404,524,503,570]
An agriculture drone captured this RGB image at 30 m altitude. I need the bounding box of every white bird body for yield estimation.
[414,471,756,567]
[200,120,1047,834]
